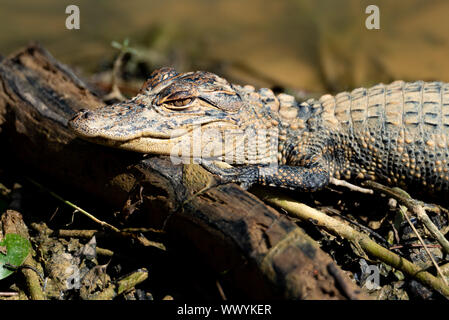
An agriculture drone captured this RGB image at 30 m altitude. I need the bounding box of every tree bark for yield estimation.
[0,44,367,299]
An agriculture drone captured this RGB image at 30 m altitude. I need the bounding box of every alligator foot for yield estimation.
[200,160,258,190]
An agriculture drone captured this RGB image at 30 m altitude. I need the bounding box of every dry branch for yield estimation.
[253,187,449,298]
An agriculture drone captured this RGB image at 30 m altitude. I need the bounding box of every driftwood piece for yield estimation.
[0,44,367,299]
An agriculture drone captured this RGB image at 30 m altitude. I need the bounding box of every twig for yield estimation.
[330,178,374,194]
[388,221,401,245]
[91,284,117,300]
[57,229,98,238]
[56,228,166,251]
[216,280,227,301]
[399,205,448,286]
[389,244,442,250]
[121,227,165,234]
[25,177,120,233]
[413,205,449,255]
[21,256,46,300]
[102,51,126,102]
[441,263,449,276]
[116,268,149,295]
[252,187,449,298]
[0,292,19,297]
[329,210,389,247]
[96,247,114,257]
[363,181,449,256]
[442,225,449,236]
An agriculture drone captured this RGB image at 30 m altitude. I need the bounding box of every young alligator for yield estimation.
[68,68,449,196]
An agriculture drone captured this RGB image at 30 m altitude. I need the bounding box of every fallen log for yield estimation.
[0,44,367,299]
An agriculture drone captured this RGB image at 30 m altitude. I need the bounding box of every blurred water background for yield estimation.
[1,0,449,94]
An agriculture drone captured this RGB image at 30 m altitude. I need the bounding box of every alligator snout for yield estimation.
[68,109,99,137]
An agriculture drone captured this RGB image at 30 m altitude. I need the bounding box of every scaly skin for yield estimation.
[68,68,449,195]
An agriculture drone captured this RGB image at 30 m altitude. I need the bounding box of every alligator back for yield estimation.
[301,81,449,193]
[317,81,449,135]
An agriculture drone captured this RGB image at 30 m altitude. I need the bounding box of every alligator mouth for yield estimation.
[97,135,187,155]
[72,120,238,155]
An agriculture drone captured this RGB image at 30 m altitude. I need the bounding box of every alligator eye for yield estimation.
[164,98,195,109]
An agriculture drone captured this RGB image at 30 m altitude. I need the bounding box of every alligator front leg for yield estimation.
[201,161,330,191]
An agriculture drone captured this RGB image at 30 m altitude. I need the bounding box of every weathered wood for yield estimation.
[0,44,367,299]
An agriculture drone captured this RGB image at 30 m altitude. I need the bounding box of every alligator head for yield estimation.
[69,67,279,163]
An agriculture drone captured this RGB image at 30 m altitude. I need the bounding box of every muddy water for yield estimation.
[1,0,449,93]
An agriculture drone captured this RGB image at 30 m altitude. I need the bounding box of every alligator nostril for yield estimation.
[81,110,92,120]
